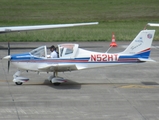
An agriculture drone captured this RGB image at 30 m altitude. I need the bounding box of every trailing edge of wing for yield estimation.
[147,23,159,27]
[0,22,98,33]
[38,64,88,72]
[138,58,156,62]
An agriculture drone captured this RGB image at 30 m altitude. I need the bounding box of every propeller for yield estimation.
[7,41,10,73]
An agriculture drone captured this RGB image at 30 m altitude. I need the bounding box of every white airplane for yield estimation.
[2,22,157,86]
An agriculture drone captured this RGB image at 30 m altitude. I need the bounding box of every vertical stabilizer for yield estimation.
[122,30,155,58]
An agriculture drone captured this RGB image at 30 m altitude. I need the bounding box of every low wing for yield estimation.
[0,22,98,34]
[38,64,87,72]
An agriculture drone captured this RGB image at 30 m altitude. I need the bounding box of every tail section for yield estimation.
[122,30,155,59]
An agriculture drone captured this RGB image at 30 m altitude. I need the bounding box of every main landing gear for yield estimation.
[48,71,66,86]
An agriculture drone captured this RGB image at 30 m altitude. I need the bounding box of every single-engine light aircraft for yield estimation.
[3,28,156,85]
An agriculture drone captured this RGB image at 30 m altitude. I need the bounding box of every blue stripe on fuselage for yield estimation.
[119,51,150,59]
[11,52,43,61]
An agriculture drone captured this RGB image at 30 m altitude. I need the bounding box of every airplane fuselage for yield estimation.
[10,52,143,72]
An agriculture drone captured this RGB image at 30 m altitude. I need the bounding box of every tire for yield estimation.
[15,82,23,85]
[53,82,61,86]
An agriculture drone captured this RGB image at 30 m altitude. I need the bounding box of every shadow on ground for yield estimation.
[42,79,82,89]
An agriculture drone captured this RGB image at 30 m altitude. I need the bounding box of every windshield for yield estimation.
[30,46,47,58]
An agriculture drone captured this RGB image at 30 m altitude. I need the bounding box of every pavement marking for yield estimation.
[120,84,156,89]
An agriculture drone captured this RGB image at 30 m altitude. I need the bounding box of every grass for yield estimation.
[0,0,159,42]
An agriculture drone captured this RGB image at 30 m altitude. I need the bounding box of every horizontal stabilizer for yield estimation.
[147,23,159,27]
[138,58,156,62]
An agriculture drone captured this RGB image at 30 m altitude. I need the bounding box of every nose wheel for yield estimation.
[13,71,29,85]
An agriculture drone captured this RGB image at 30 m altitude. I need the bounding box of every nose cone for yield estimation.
[3,55,11,60]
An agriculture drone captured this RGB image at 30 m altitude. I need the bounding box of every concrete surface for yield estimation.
[0,41,159,120]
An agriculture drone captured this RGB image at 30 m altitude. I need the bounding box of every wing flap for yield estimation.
[38,64,78,72]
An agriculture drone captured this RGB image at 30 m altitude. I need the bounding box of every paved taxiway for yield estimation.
[0,41,159,120]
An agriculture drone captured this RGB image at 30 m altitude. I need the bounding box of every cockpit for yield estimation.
[29,44,79,59]
[30,46,47,58]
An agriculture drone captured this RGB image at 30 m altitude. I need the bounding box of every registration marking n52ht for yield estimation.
[90,54,118,62]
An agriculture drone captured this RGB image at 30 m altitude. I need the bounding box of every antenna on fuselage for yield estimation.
[105,46,112,53]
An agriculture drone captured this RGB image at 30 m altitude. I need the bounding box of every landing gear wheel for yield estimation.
[15,82,23,85]
[53,82,61,86]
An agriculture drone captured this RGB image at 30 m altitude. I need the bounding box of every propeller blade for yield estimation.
[8,41,10,55]
[7,41,10,73]
[8,61,10,73]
